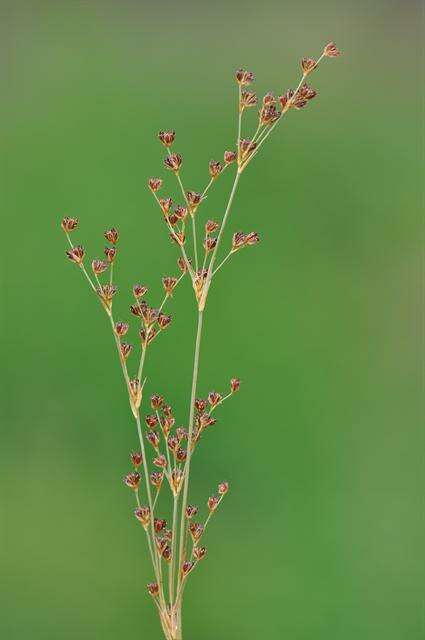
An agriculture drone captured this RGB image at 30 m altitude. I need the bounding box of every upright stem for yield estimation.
[177,310,204,589]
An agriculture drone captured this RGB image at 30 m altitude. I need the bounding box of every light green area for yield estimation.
[1,1,422,638]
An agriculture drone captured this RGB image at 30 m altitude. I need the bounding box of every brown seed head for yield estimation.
[66,245,85,264]
[278,90,295,111]
[323,41,340,57]
[123,472,141,490]
[61,216,79,233]
[170,231,186,246]
[236,69,254,86]
[97,284,117,306]
[158,130,175,147]
[245,231,260,246]
[239,138,257,158]
[164,153,183,173]
[176,447,187,462]
[148,177,163,192]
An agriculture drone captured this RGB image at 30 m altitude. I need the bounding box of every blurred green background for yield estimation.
[1,1,422,638]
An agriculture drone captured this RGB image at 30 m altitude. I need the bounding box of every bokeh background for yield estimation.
[1,1,422,638]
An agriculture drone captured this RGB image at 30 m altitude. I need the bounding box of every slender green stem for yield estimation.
[177,310,204,589]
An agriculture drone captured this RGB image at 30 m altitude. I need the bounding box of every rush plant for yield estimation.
[61,42,340,640]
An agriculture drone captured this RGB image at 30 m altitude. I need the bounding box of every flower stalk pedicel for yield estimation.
[60,42,340,640]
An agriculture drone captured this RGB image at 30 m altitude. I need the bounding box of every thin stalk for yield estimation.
[177,310,204,589]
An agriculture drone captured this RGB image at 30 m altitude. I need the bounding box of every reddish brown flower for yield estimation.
[120,342,133,360]
[162,546,172,563]
[150,471,164,489]
[104,228,119,244]
[123,472,141,490]
[145,414,158,429]
[97,284,117,306]
[153,454,167,468]
[185,505,198,519]
[174,204,188,221]
[224,150,237,164]
[135,506,151,527]
[218,481,229,495]
[133,284,148,299]
[208,391,222,407]
[278,90,295,111]
[176,427,188,441]
[164,153,183,172]
[245,231,260,246]
[195,398,207,413]
[232,231,246,251]
[147,582,159,597]
[186,191,202,213]
[170,231,186,246]
[209,160,223,179]
[176,447,187,462]
[205,220,219,234]
[162,276,178,296]
[181,560,195,576]
[259,105,281,126]
[104,246,116,263]
[240,91,258,109]
[158,130,175,147]
[301,57,317,75]
[154,518,167,533]
[323,41,340,57]
[61,216,79,233]
[148,177,163,192]
[66,245,85,264]
[230,377,241,393]
[131,452,143,468]
[91,259,108,275]
[177,257,187,273]
[193,546,207,561]
[189,522,204,542]
[208,495,219,511]
[239,138,257,158]
[204,237,217,253]
[235,69,254,86]
[150,394,163,410]
[146,430,160,449]
[262,92,276,106]
[159,198,173,214]
[158,313,172,329]
[114,321,129,337]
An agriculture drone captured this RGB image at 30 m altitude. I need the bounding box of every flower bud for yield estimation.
[61,216,79,232]
[148,177,163,192]
[158,130,175,147]
[104,228,119,244]
[129,378,142,416]
[171,469,183,495]
[66,245,85,264]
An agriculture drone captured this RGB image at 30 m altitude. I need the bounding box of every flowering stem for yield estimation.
[177,309,204,589]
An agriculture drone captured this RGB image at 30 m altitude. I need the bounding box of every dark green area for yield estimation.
[1,1,422,638]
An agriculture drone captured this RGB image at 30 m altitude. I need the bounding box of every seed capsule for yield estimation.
[120,343,133,360]
[150,394,163,410]
[239,138,257,158]
[154,518,167,533]
[148,177,163,192]
[150,471,164,489]
[181,560,194,576]
[170,231,186,246]
[130,452,143,468]
[189,522,204,542]
[66,245,85,264]
[61,216,79,232]
[91,259,108,275]
[204,237,217,253]
[205,220,219,234]
[147,582,159,597]
[177,257,187,273]
[104,228,119,244]
[123,472,141,490]
[301,57,317,75]
[158,313,172,329]
[133,284,148,299]
[176,447,187,462]
[153,454,167,468]
[114,321,128,336]
[158,130,176,147]
[174,204,188,221]
[186,191,202,214]
[162,546,172,563]
[159,197,173,214]
[262,92,276,106]
[145,414,158,429]
[146,430,160,449]
[171,469,183,495]
[195,398,207,413]
[240,91,258,109]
